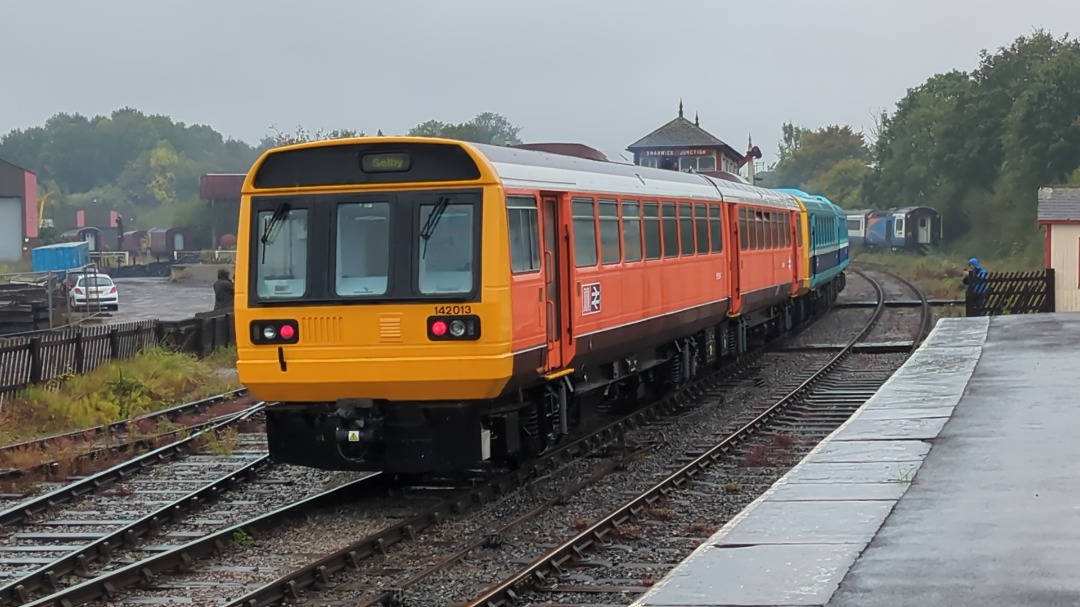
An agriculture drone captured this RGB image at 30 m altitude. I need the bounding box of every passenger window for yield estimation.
[599,199,621,265]
[709,205,722,253]
[765,213,773,249]
[644,202,661,260]
[622,201,643,262]
[662,202,678,258]
[678,203,694,256]
[506,196,541,274]
[694,204,709,254]
[739,208,748,251]
[572,198,598,268]
[796,216,803,247]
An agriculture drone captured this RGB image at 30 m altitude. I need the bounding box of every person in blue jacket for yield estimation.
[963,257,989,297]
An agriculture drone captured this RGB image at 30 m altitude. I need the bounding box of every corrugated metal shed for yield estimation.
[1037,186,1080,223]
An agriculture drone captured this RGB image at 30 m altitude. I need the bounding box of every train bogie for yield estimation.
[234,138,848,475]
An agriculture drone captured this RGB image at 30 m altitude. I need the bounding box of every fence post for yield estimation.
[108,328,120,360]
[74,331,84,374]
[29,337,43,385]
[1046,268,1056,313]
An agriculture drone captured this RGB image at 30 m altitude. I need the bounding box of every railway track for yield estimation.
[449,268,928,607]
[8,271,933,607]
[0,389,257,489]
[0,403,275,606]
[14,305,829,606]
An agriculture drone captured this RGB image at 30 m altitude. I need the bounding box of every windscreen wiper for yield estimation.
[419,196,451,259]
[260,202,292,263]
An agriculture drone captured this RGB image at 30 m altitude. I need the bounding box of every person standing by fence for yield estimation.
[213,269,235,311]
[963,257,989,311]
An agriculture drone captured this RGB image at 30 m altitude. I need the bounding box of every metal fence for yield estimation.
[965,269,1055,316]
[0,313,236,397]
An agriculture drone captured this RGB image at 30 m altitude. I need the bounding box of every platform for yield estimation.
[632,313,1080,607]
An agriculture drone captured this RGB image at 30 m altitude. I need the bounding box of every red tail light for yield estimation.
[109,286,117,294]
[73,287,83,294]
[427,315,481,341]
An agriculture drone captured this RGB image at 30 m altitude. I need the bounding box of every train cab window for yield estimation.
[259,207,310,300]
[709,205,722,253]
[417,201,475,295]
[662,202,678,258]
[643,202,661,260]
[506,196,541,274]
[783,214,790,247]
[694,204,709,255]
[796,216,803,247]
[334,203,391,297]
[572,198,598,268]
[739,208,748,251]
[678,203,694,256]
[599,199,621,265]
[622,201,643,262]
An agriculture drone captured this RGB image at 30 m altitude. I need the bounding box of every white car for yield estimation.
[69,273,120,312]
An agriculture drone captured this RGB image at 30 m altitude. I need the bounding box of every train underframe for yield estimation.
[265,275,846,475]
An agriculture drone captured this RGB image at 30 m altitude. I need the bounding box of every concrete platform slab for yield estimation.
[632,313,1080,607]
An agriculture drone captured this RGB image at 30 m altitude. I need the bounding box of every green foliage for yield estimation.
[765,124,872,208]
[262,125,365,148]
[0,345,239,445]
[408,111,523,145]
[868,29,1080,258]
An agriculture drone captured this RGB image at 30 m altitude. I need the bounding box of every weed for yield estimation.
[200,427,239,456]
[723,481,741,493]
[888,465,917,483]
[770,433,796,448]
[740,445,772,467]
[645,507,679,521]
[610,524,644,540]
[570,517,590,531]
[0,346,240,446]
[232,529,255,548]
[685,521,710,536]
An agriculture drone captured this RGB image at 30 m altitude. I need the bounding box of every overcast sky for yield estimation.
[2,0,1075,166]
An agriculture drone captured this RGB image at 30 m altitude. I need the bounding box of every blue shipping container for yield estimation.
[31,241,91,273]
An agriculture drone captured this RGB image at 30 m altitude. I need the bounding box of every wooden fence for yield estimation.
[0,313,236,397]
[965,269,1055,317]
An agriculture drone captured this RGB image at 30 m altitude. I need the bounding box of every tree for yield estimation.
[867,30,1080,256]
[262,125,365,148]
[408,112,522,145]
[768,124,872,207]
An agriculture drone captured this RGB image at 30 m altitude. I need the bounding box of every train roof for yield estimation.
[247,137,801,212]
[472,142,800,211]
[774,188,846,217]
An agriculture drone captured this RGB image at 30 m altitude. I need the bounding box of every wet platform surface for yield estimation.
[632,313,1080,607]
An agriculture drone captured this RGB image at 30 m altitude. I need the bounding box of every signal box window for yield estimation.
[709,205,722,252]
[678,203,694,256]
[417,201,475,295]
[643,202,661,260]
[622,201,643,263]
[662,202,678,258]
[257,207,310,300]
[572,198,598,267]
[599,199,621,265]
[333,204,390,297]
[507,196,541,274]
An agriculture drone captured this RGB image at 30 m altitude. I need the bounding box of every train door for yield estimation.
[917,215,931,244]
[727,205,743,314]
[540,194,573,370]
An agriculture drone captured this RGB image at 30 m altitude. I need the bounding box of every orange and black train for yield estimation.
[233,137,849,474]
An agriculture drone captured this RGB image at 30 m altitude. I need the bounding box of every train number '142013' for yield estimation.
[433,305,472,315]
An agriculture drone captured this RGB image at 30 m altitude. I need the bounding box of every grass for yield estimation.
[0,345,241,447]
[851,248,1042,301]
